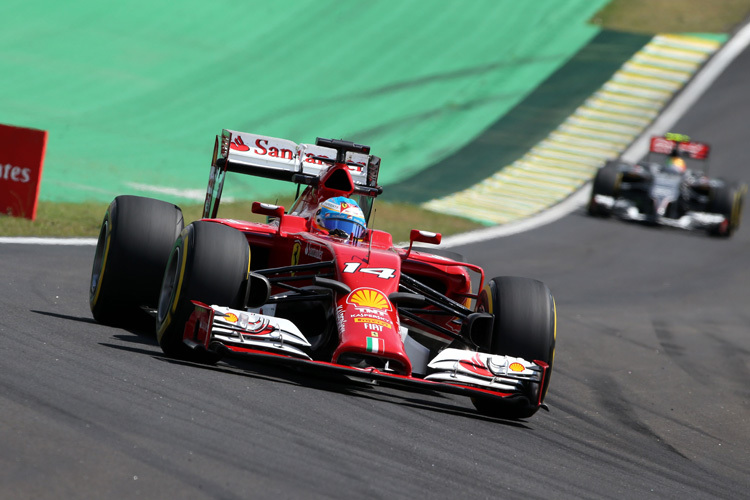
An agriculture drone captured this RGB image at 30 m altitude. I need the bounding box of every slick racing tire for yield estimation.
[90,195,184,326]
[473,276,556,420]
[587,164,621,217]
[156,221,250,361]
[708,182,745,237]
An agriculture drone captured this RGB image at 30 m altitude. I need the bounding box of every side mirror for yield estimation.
[403,229,442,259]
[252,202,285,219]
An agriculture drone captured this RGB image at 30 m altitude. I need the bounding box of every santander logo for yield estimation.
[1,164,31,183]
[229,136,250,152]
[230,136,295,160]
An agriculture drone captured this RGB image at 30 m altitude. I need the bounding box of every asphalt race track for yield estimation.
[2,44,749,500]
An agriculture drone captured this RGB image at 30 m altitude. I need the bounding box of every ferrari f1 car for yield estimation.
[89,131,556,420]
[588,133,746,237]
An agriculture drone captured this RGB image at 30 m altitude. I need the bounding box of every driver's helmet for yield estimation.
[313,196,366,239]
[666,156,687,174]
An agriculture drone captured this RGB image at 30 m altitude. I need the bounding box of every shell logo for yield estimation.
[348,288,390,310]
[509,362,525,372]
[223,312,238,323]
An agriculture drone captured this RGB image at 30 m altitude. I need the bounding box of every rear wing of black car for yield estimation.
[649,134,710,160]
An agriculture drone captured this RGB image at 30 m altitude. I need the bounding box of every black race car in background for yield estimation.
[588,133,746,237]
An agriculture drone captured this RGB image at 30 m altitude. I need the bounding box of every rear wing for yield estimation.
[649,135,710,160]
[204,130,382,218]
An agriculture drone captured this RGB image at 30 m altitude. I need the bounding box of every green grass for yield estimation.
[0,198,484,243]
[3,2,750,240]
[591,0,750,34]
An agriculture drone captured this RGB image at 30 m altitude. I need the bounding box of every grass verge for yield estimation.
[591,0,750,34]
[4,4,750,240]
[0,199,484,244]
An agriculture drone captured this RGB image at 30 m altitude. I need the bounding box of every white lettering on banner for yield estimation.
[253,139,294,160]
[303,153,331,165]
[0,164,31,183]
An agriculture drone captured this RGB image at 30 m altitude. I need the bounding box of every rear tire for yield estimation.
[708,182,745,237]
[89,196,184,326]
[473,276,556,419]
[156,221,250,361]
[588,164,621,217]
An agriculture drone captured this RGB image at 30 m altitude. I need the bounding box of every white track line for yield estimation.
[0,237,97,245]
[623,24,750,162]
[441,23,750,249]
[4,25,750,247]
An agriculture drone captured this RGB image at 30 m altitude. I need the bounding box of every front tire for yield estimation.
[588,164,621,217]
[473,276,556,419]
[156,221,250,361]
[89,196,184,326]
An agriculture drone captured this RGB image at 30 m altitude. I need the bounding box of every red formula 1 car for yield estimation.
[90,131,556,419]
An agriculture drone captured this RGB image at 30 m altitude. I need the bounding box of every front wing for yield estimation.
[183,302,549,415]
[592,194,726,231]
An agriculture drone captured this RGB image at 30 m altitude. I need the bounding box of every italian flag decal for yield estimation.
[366,336,385,354]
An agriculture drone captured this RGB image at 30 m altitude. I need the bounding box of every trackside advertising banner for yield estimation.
[0,124,48,221]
